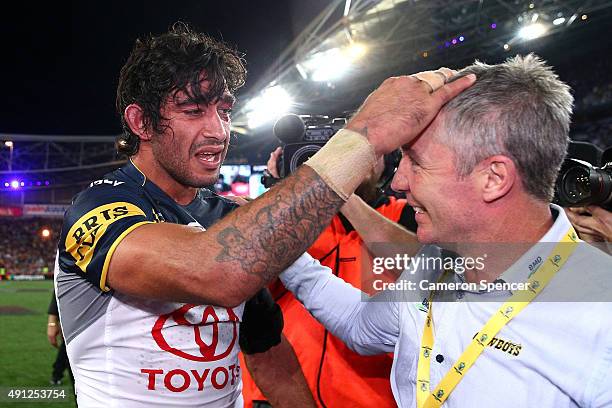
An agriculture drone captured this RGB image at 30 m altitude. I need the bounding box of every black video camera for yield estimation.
[261,114,346,188]
[262,114,401,192]
[554,141,612,211]
[273,114,347,177]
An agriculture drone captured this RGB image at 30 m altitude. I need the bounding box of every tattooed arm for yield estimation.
[106,73,476,306]
[107,166,343,306]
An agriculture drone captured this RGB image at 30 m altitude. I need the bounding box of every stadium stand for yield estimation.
[0,217,62,277]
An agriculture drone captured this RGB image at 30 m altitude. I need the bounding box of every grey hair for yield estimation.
[441,54,573,201]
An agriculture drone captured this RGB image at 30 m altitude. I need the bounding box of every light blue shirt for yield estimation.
[281,205,612,407]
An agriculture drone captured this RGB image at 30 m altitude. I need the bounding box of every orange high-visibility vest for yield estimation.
[241,196,409,408]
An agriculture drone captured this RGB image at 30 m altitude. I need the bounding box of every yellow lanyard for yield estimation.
[416,228,579,408]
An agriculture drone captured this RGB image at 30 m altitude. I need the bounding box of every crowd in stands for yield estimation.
[561,56,612,113]
[581,82,612,111]
[565,55,612,152]
[0,217,62,276]
[571,116,612,152]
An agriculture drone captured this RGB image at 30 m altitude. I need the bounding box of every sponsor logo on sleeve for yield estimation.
[65,202,146,272]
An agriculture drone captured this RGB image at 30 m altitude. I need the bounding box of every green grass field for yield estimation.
[0,280,76,407]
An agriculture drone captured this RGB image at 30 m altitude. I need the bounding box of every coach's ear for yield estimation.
[124,104,152,142]
[476,155,516,203]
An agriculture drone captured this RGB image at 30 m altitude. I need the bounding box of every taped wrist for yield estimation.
[239,288,283,354]
[304,129,377,200]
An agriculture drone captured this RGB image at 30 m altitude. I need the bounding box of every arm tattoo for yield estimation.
[215,165,343,284]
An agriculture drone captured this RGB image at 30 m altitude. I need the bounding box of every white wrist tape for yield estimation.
[304,129,377,201]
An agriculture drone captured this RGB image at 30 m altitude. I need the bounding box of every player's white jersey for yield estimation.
[56,162,246,407]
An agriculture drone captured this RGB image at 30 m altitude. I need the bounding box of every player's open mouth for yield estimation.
[196,152,221,162]
[195,150,222,168]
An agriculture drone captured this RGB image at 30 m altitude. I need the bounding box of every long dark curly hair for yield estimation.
[115,22,247,156]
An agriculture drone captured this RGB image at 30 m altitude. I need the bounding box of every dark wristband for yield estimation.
[239,288,284,354]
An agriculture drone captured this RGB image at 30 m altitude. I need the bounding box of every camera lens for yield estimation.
[562,166,591,204]
[289,145,322,173]
[555,145,612,210]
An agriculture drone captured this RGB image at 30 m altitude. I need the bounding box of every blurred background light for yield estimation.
[246,85,293,129]
[518,23,548,40]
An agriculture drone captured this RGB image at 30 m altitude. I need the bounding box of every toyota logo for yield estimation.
[152,304,239,362]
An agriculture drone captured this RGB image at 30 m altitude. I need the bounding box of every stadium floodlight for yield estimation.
[302,43,368,82]
[308,48,351,82]
[246,85,293,129]
[346,43,366,59]
[518,23,548,40]
[553,17,566,26]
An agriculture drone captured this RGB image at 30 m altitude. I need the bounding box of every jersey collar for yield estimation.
[122,159,147,187]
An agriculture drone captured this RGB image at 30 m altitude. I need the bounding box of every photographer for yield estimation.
[557,141,612,244]
[241,145,418,407]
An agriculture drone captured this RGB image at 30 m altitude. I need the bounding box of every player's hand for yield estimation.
[565,206,612,242]
[47,323,60,348]
[266,147,282,179]
[346,68,476,155]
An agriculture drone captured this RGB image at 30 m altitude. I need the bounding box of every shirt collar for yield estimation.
[446,204,572,296]
[492,204,572,292]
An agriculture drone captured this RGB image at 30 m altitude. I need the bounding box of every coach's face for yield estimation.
[151,80,234,188]
[391,112,481,244]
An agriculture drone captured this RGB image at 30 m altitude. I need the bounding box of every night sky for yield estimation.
[0,1,326,136]
[3,2,611,138]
